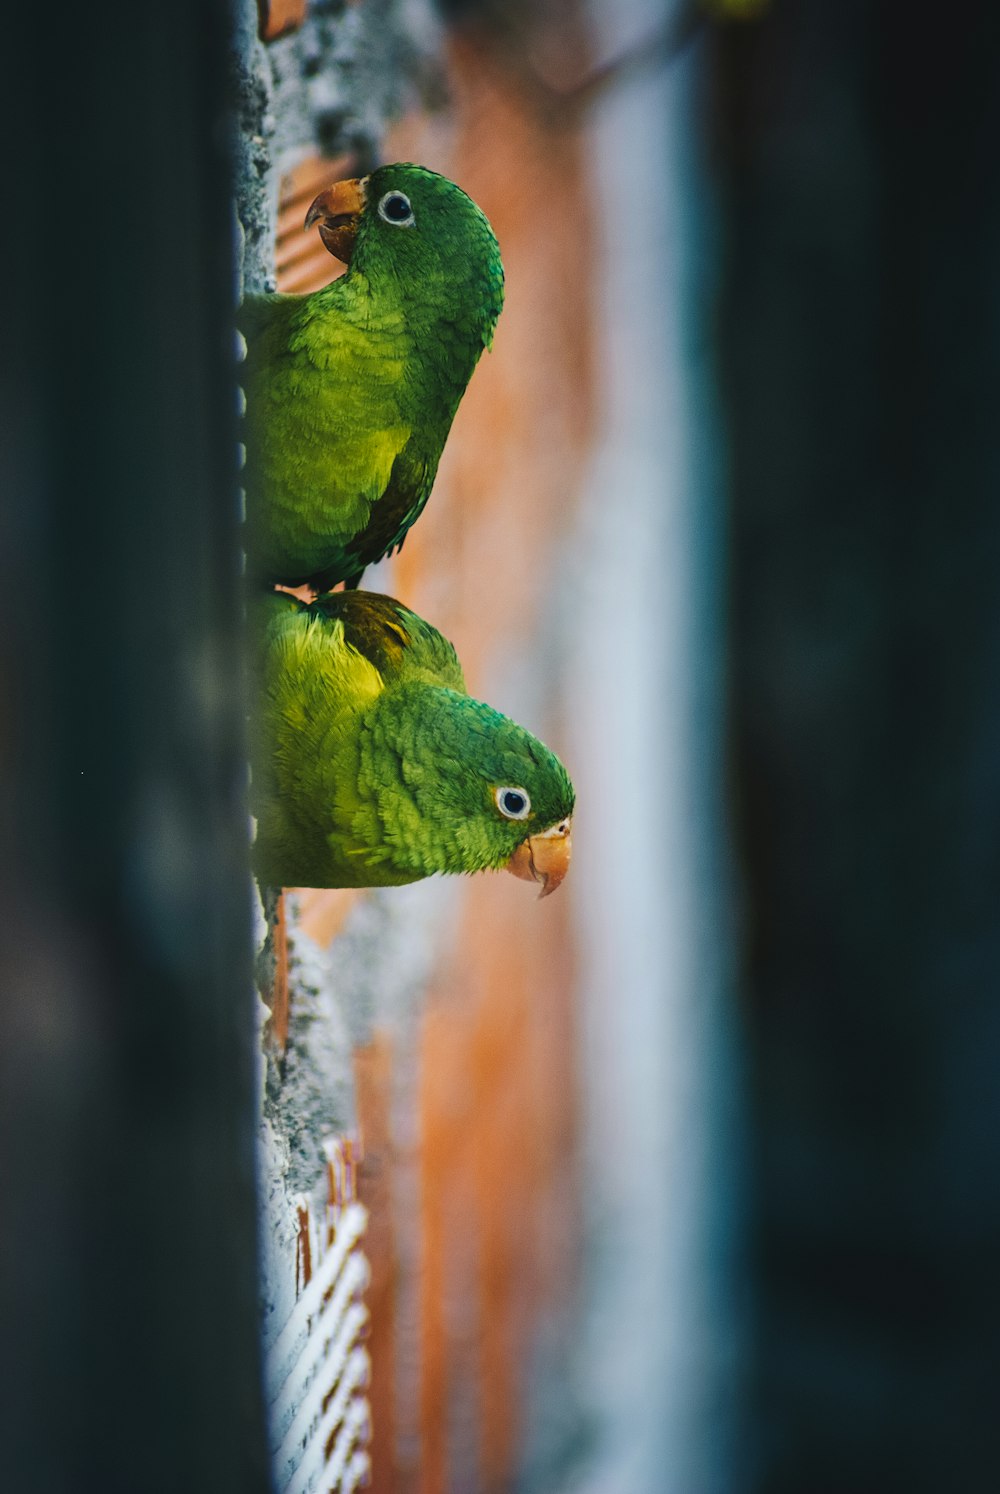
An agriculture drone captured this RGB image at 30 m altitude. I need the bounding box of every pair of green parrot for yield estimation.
[242,164,574,895]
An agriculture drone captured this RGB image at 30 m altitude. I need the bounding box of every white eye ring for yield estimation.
[495,786,531,820]
[378,190,415,228]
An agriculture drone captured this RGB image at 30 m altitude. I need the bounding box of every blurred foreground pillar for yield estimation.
[717,7,1000,1490]
[0,5,271,1490]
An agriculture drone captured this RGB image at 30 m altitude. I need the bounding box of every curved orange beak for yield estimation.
[505,818,572,899]
[304,176,368,265]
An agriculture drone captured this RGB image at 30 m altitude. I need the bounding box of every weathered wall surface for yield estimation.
[233,0,442,295]
[233,5,598,1490]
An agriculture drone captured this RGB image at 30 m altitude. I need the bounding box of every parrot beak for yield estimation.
[304,176,368,265]
[505,818,572,899]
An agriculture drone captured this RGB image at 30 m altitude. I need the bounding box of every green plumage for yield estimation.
[250,591,575,889]
[240,164,505,590]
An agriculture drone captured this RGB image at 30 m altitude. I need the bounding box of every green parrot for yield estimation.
[250,590,574,893]
[239,163,505,592]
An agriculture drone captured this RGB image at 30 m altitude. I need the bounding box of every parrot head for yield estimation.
[305,163,504,323]
[364,685,575,897]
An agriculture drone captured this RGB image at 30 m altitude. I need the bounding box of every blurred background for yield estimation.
[2,1,999,1492]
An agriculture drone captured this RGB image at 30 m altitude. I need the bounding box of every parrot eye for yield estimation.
[495,786,530,820]
[378,190,415,227]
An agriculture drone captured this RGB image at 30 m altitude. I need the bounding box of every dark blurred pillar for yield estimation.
[716,6,1000,1490]
[0,5,271,1491]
